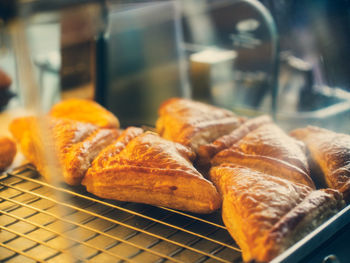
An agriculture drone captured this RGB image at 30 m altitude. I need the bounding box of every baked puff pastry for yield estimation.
[0,136,16,171]
[210,164,344,262]
[50,98,120,129]
[156,98,244,153]
[82,127,221,213]
[200,115,315,188]
[9,116,119,185]
[291,126,350,202]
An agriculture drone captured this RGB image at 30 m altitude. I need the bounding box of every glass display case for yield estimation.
[1,1,350,263]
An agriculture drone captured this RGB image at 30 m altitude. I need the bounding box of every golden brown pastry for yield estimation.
[83,127,221,213]
[10,116,119,185]
[200,115,314,188]
[291,126,350,202]
[210,164,344,262]
[156,98,244,153]
[0,136,16,171]
[50,98,119,129]
[198,115,272,165]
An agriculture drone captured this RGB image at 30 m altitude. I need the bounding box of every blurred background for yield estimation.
[1,0,350,130]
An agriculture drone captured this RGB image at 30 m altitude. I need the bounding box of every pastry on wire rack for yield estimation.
[0,136,16,171]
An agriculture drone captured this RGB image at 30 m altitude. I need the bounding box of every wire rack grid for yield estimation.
[0,164,242,263]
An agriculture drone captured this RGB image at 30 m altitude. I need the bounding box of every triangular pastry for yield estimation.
[291,126,350,202]
[156,98,244,153]
[50,98,120,129]
[9,116,119,185]
[200,115,314,188]
[210,164,344,262]
[82,127,221,213]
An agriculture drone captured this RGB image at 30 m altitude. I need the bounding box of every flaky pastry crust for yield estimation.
[156,98,243,152]
[198,115,272,165]
[210,164,344,262]
[201,115,314,188]
[83,128,221,213]
[10,116,119,185]
[291,126,350,202]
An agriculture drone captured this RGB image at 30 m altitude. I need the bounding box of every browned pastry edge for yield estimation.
[0,136,17,170]
[9,116,119,186]
[212,150,315,188]
[92,127,144,169]
[329,162,350,198]
[333,163,350,203]
[83,165,221,214]
[210,164,313,262]
[186,117,244,151]
[156,97,244,152]
[84,129,221,213]
[63,128,120,185]
[291,126,350,203]
[340,180,350,203]
[259,189,344,261]
[157,114,244,152]
[214,164,344,262]
[197,115,272,166]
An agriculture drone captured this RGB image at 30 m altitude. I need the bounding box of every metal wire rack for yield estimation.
[0,164,242,263]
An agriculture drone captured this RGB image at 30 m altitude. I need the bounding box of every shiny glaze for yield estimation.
[210,164,344,262]
[84,128,221,214]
